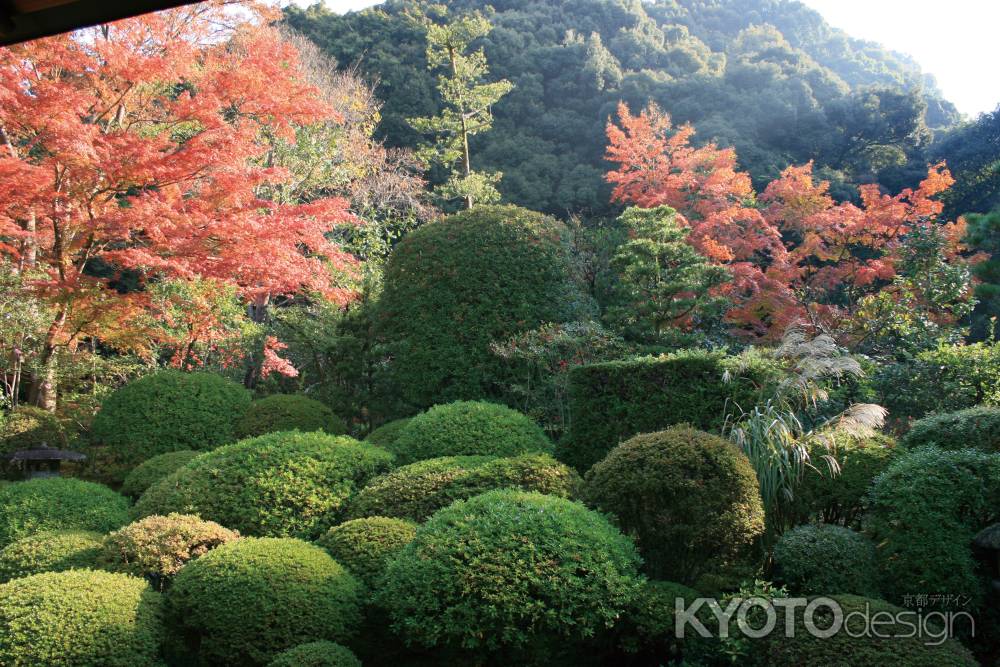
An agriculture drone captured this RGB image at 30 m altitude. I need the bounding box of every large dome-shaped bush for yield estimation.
[773,524,879,596]
[267,641,361,667]
[0,477,129,547]
[387,400,552,465]
[0,529,104,583]
[377,489,643,657]
[346,453,580,522]
[166,537,363,666]
[378,204,587,409]
[583,426,765,583]
[133,431,393,539]
[316,517,416,586]
[120,449,199,499]
[0,570,163,665]
[235,394,346,439]
[89,370,251,482]
[902,406,1000,452]
[364,417,413,448]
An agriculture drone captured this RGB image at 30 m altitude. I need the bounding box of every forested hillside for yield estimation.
[286,0,961,214]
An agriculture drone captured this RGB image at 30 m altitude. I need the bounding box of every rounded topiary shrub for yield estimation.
[0,569,163,666]
[166,537,363,666]
[773,524,879,596]
[120,450,199,499]
[235,394,346,439]
[346,453,581,522]
[133,431,393,539]
[0,477,129,548]
[0,405,67,455]
[377,489,643,657]
[89,370,251,482]
[795,433,896,526]
[100,513,240,588]
[378,204,586,409]
[387,400,552,465]
[617,579,702,660]
[316,517,416,586]
[583,426,764,583]
[0,529,104,583]
[766,594,977,666]
[364,417,413,449]
[267,641,361,667]
[902,406,1000,453]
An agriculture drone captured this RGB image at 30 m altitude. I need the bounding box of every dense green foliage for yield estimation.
[0,405,67,455]
[267,642,362,667]
[377,205,587,409]
[0,530,104,583]
[166,537,363,666]
[100,513,240,588]
[616,579,701,661]
[120,450,199,499]
[963,210,1000,340]
[558,349,780,471]
[89,370,251,482]
[936,106,1000,218]
[765,594,977,666]
[902,406,1000,452]
[387,400,552,464]
[865,447,1000,606]
[377,489,643,657]
[0,477,129,547]
[364,417,413,448]
[133,432,393,539]
[235,394,346,439]
[583,426,764,582]
[346,453,580,522]
[316,517,416,586]
[286,0,956,215]
[773,524,879,596]
[0,570,164,666]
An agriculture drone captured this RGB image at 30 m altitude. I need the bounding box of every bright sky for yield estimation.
[287,0,1000,118]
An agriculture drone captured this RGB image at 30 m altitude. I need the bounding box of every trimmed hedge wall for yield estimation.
[901,406,1000,453]
[267,641,362,667]
[235,394,346,440]
[557,349,780,471]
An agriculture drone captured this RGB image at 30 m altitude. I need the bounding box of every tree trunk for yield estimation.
[450,46,474,210]
[29,305,68,411]
[242,295,270,390]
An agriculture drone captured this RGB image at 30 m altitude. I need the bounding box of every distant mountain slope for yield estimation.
[286,0,960,214]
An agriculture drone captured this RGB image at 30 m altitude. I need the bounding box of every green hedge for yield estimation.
[377,204,587,410]
[386,401,552,465]
[235,394,346,439]
[377,489,643,658]
[364,417,413,449]
[0,570,164,666]
[133,432,393,539]
[901,406,1000,452]
[0,530,104,583]
[557,349,780,471]
[166,537,363,666]
[0,477,129,547]
[583,426,765,583]
[345,453,581,523]
[617,579,702,661]
[267,641,362,667]
[773,524,879,596]
[89,370,251,482]
[316,517,416,587]
[120,450,199,499]
[0,405,67,454]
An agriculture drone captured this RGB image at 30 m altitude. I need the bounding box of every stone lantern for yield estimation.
[7,442,86,479]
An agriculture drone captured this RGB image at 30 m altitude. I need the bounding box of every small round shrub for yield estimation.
[120,450,199,499]
[317,517,416,586]
[795,433,896,526]
[236,394,346,439]
[0,405,67,455]
[387,400,552,465]
[773,524,879,596]
[0,569,163,665]
[267,641,361,667]
[0,530,104,583]
[766,594,977,666]
[167,537,363,666]
[89,370,251,482]
[618,579,702,660]
[100,513,240,587]
[583,426,765,583]
[0,477,129,547]
[902,406,1000,452]
[133,431,393,539]
[346,453,581,522]
[364,417,413,448]
[377,489,643,657]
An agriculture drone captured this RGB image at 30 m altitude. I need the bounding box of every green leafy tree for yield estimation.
[407,7,513,209]
[964,210,1000,340]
